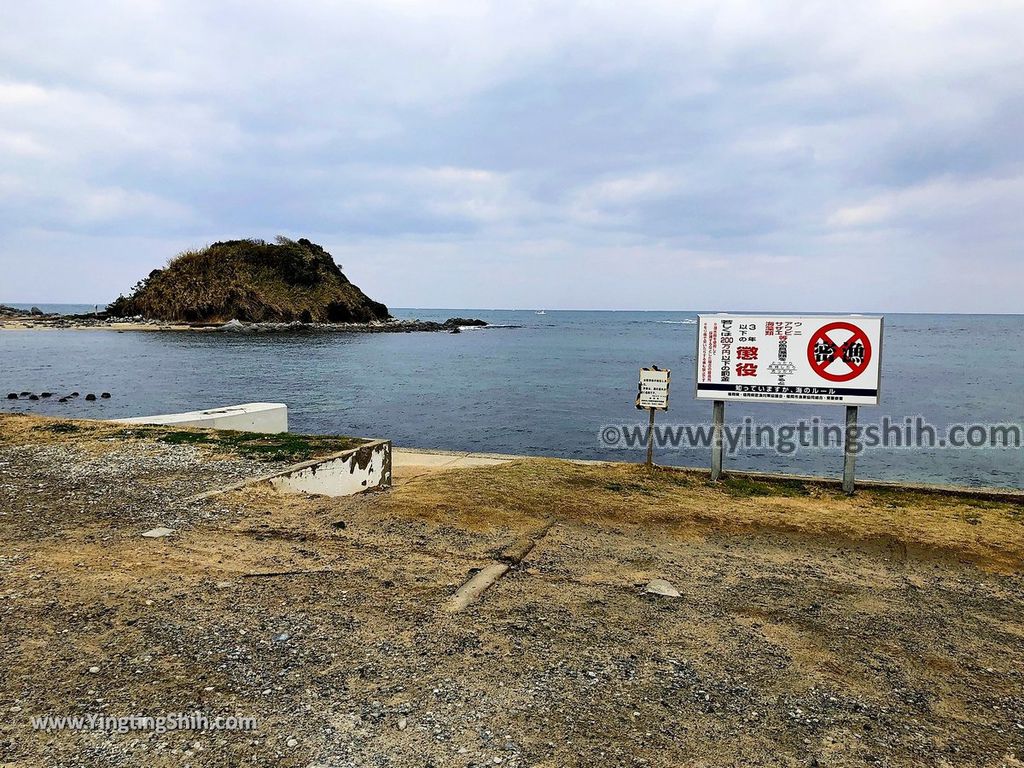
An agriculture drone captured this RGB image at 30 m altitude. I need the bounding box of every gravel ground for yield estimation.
[0,437,287,535]
[2,424,1023,767]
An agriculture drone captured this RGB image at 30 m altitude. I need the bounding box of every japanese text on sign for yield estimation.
[637,367,670,410]
[695,315,883,406]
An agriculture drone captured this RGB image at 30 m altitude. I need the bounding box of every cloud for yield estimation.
[568,171,685,226]
[827,174,1024,241]
[1,0,1023,310]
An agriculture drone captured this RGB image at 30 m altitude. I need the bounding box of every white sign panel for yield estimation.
[695,315,883,406]
[636,367,670,410]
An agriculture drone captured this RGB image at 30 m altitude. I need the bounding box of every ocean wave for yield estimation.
[655,319,697,325]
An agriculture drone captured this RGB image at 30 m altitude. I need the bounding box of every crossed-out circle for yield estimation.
[806,322,872,382]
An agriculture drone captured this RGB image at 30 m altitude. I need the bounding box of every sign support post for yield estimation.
[636,366,670,469]
[711,400,725,481]
[842,405,859,494]
[646,407,656,468]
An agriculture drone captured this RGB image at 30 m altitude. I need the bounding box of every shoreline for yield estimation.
[0,313,496,334]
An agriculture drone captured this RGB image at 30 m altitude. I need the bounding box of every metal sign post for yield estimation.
[636,366,670,469]
[843,405,859,494]
[711,399,725,481]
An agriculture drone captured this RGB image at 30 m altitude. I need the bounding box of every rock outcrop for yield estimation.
[107,237,390,324]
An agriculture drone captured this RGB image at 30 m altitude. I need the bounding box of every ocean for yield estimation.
[1,306,1021,488]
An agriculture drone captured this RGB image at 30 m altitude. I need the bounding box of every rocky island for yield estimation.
[1,237,489,333]
[108,236,390,324]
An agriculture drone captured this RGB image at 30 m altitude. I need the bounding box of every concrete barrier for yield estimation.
[188,439,392,501]
[114,402,288,434]
[269,440,391,496]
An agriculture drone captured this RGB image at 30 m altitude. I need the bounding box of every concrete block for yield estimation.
[269,440,391,497]
[114,402,288,434]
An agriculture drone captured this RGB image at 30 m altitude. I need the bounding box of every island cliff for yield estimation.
[107,237,390,324]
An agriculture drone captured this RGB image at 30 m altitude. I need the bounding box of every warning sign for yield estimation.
[695,315,883,405]
[807,322,872,382]
[636,367,670,410]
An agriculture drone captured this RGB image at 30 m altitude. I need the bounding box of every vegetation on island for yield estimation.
[107,237,390,324]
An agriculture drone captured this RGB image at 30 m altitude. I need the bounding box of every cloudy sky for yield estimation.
[2,1,1022,311]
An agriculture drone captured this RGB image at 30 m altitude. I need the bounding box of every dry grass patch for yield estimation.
[374,459,1024,570]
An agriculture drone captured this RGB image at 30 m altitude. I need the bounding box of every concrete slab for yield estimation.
[392,448,515,483]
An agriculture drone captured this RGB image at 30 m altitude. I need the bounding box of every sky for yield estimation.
[1,1,1023,312]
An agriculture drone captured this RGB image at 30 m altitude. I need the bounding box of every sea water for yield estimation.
[1,307,1021,488]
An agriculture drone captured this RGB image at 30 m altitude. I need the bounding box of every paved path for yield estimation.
[391,447,515,483]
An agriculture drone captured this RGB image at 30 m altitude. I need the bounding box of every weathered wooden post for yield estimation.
[711,399,725,481]
[636,366,670,469]
[843,405,859,494]
[646,406,656,468]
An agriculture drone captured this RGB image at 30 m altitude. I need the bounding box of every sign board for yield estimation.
[636,367,670,410]
[695,315,883,405]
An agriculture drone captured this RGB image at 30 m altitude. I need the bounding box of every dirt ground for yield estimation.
[1,414,1023,767]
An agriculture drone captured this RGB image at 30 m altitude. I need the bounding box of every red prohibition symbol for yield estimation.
[806,322,872,382]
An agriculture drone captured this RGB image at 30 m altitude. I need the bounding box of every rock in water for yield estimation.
[29,306,43,316]
[6,393,17,400]
[105,237,391,324]
[85,394,97,401]
[645,579,681,598]
[220,319,247,332]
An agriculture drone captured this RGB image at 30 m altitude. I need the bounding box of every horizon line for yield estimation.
[2,300,1022,317]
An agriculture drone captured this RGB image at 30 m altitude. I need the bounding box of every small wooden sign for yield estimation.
[636,367,670,411]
